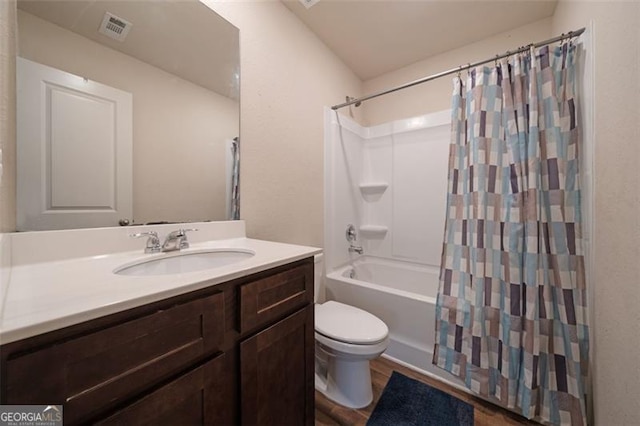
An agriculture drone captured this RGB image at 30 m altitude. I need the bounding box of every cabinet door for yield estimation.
[96,354,228,426]
[5,292,224,424]
[240,305,314,426]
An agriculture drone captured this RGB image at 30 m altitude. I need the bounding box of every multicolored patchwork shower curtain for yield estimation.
[433,44,589,425]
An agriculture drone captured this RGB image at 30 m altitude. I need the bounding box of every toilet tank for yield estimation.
[314,253,325,303]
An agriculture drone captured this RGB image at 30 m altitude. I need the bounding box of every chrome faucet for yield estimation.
[161,228,198,252]
[348,245,364,254]
[345,224,364,255]
[130,231,161,253]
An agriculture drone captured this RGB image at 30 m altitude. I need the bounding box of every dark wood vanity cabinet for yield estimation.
[97,353,229,426]
[0,257,315,426]
[240,306,314,426]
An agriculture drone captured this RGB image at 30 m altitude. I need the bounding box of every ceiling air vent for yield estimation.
[98,12,132,42]
[299,0,321,9]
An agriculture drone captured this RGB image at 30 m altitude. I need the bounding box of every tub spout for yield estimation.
[348,245,364,255]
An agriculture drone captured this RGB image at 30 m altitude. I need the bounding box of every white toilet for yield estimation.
[314,255,389,409]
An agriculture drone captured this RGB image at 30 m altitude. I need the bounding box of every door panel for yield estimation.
[49,86,116,208]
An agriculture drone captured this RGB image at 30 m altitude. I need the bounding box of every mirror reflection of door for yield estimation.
[17,57,133,231]
[15,0,240,230]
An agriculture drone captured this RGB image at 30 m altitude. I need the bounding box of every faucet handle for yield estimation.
[346,224,357,243]
[130,231,161,253]
[177,228,198,249]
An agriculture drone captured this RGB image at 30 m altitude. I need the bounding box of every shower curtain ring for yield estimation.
[345,95,362,107]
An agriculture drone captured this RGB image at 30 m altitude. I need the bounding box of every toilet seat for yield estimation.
[315,331,389,357]
[315,301,388,345]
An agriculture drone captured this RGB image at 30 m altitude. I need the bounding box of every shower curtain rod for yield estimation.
[331,27,585,111]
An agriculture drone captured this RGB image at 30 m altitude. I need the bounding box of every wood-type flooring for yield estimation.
[315,356,537,426]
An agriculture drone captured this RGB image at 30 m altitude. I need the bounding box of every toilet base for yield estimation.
[315,355,374,409]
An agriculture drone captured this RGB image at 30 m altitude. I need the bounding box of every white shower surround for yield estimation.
[324,108,452,270]
[323,108,460,385]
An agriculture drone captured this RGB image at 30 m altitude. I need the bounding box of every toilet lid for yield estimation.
[315,301,388,345]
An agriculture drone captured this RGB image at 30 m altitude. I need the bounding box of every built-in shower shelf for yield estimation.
[359,225,388,237]
[358,182,389,195]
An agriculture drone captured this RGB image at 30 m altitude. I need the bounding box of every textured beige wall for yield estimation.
[362,18,552,125]
[0,1,16,233]
[17,11,238,225]
[203,1,364,247]
[552,2,640,424]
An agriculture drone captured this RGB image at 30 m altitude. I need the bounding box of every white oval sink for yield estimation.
[114,249,255,276]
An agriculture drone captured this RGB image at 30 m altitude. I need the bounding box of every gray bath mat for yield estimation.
[367,371,473,426]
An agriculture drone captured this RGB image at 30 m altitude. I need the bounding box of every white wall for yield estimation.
[17,10,238,225]
[551,2,640,425]
[0,0,16,233]
[204,1,364,248]
[362,18,552,125]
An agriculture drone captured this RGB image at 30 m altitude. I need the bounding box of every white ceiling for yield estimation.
[18,0,240,100]
[282,0,558,80]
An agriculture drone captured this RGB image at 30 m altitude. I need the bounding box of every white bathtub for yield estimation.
[325,256,464,389]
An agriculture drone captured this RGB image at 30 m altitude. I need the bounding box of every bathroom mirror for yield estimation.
[15,0,240,231]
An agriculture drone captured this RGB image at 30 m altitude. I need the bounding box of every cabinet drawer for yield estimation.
[239,260,313,333]
[5,292,224,424]
[97,353,228,426]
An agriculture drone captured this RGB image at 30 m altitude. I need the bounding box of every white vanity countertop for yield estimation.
[0,237,321,345]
